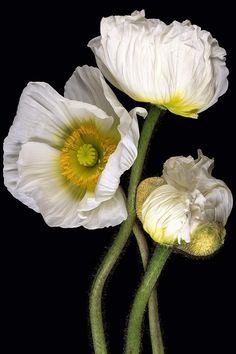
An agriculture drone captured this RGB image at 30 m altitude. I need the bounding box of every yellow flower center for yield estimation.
[77,143,98,167]
[60,121,119,193]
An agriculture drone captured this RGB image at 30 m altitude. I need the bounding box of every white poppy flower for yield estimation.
[3,66,147,229]
[88,10,228,118]
[140,150,233,251]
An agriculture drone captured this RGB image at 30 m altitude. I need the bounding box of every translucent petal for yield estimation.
[89,11,228,118]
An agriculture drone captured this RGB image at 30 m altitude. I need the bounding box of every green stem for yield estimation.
[148,290,164,354]
[133,223,164,354]
[132,222,149,266]
[125,246,172,354]
[89,105,162,354]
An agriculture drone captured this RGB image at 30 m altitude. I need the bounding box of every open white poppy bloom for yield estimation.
[3,66,146,228]
[141,151,233,251]
[88,10,228,118]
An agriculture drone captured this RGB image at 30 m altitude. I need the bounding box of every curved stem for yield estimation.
[133,222,149,266]
[133,222,164,354]
[125,246,172,354]
[148,290,164,354]
[89,105,162,354]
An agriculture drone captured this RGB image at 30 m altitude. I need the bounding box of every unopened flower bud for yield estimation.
[136,177,165,221]
[136,151,233,255]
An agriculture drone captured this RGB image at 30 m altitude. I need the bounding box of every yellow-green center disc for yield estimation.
[77,143,98,167]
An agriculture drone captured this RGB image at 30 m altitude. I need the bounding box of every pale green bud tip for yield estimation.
[178,222,226,257]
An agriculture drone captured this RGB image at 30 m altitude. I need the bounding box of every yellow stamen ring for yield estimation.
[60,122,119,191]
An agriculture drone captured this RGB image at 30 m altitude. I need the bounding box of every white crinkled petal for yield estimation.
[193,150,214,179]
[162,150,233,229]
[198,38,229,113]
[16,142,86,228]
[4,71,144,229]
[77,187,127,229]
[71,108,139,211]
[9,81,112,146]
[202,181,233,226]
[6,81,114,147]
[192,151,233,224]
[143,150,233,244]
[64,66,146,208]
[162,150,215,191]
[95,109,140,203]
[16,141,126,229]
[3,81,116,205]
[162,154,196,191]
[4,140,40,213]
[65,65,147,134]
[142,184,191,244]
[88,11,166,103]
[64,65,117,118]
[88,11,228,118]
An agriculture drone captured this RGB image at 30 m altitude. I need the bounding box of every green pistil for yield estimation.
[77,144,98,167]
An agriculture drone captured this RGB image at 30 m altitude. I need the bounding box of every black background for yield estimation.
[1,1,235,353]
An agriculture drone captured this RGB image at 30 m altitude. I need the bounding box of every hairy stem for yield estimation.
[133,222,164,354]
[89,106,162,354]
[125,246,172,354]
